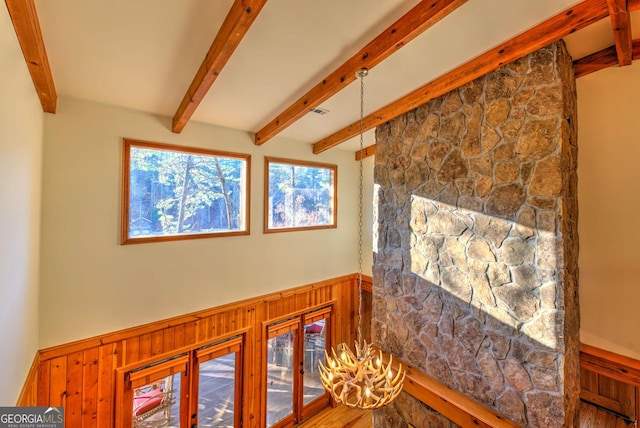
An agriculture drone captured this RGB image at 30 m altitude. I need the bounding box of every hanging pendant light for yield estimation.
[318,68,405,410]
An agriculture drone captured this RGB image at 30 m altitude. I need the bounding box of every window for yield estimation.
[122,139,250,244]
[264,157,337,233]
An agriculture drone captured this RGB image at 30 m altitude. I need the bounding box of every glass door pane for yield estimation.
[126,354,189,428]
[194,337,242,428]
[302,319,326,406]
[266,330,295,427]
[132,373,179,427]
[197,353,236,427]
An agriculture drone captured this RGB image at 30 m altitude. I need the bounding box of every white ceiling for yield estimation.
[33,0,637,152]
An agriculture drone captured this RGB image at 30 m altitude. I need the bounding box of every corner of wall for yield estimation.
[0,3,44,405]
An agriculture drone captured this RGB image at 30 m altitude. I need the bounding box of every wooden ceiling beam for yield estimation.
[5,0,57,113]
[172,0,268,133]
[574,38,640,77]
[254,0,467,146]
[316,0,610,154]
[607,0,633,66]
[355,144,376,161]
[355,0,640,159]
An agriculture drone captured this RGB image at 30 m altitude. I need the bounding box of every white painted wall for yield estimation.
[40,98,366,348]
[577,62,640,360]
[0,6,43,404]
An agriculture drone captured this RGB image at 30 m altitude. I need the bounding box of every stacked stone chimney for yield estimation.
[372,41,579,427]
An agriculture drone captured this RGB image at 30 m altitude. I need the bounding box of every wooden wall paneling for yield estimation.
[222,311,231,335]
[580,344,640,420]
[49,356,67,407]
[276,295,285,317]
[236,306,246,330]
[265,298,276,320]
[322,284,330,303]
[600,373,618,399]
[81,347,99,426]
[619,381,636,420]
[151,330,164,356]
[581,344,640,387]
[184,320,197,345]
[352,277,360,342]
[174,324,186,349]
[36,359,50,405]
[296,292,306,313]
[332,282,345,348]
[290,291,300,312]
[31,274,356,427]
[115,340,124,369]
[205,314,214,338]
[215,312,224,336]
[211,313,220,337]
[162,326,175,353]
[218,312,228,336]
[581,366,599,394]
[96,344,115,427]
[124,336,139,366]
[195,317,206,343]
[205,315,214,340]
[598,374,636,418]
[65,351,84,425]
[277,295,287,317]
[138,333,152,360]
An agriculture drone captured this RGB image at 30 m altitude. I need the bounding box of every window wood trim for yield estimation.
[264,157,337,234]
[121,138,251,245]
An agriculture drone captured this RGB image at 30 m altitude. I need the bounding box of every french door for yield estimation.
[265,307,331,428]
[192,336,243,427]
[117,335,244,428]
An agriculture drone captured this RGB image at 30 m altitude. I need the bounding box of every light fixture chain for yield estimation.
[357,68,367,345]
[318,68,406,410]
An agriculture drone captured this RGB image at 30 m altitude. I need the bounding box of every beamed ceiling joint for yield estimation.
[5,0,638,156]
[254,0,469,146]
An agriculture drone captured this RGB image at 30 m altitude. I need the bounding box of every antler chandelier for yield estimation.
[318,68,405,409]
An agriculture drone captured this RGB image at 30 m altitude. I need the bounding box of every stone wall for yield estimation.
[371,41,579,427]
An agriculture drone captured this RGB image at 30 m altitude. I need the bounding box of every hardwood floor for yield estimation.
[296,401,635,428]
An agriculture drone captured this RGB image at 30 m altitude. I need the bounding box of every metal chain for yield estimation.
[356,68,367,345]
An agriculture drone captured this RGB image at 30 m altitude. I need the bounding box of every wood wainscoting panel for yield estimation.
[580,344,640,423]
[34,274,359,428]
